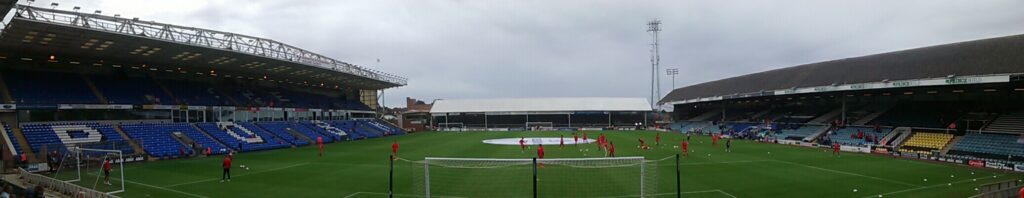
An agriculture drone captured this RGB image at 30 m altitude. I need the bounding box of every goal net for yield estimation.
[438,123,464,131]
[407,157,655,197]
[525,122,554,131]
[53,147,125,194]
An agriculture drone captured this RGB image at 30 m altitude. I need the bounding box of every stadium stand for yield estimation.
[173,124,231,155]
[90,75,170,105]
[776,125,825,140]
[160,79,230,106]
[898,132,955,155]
[120,123,193,158]
[197,122,289,152]
[4,71,98,104]
[871,102,964,128]
[3,122,23,156]
[252,122,311,146]
[828,126,892,146]
[290,122,334,143]
[984,111,1024,134]
[237,122,292,149]
[948,132,1024,160]
[333,120,377,139]
[299,121,343,141]
[365,119,406,135]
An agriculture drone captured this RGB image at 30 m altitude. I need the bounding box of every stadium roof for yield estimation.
[0,5,405,90]
[430,97,652,113]
[0,0,15,18]
[660,34,1024,104]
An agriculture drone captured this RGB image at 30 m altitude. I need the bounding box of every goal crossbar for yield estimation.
[417,156,652,198]
[66,147,126,194]
[425,156,644,162]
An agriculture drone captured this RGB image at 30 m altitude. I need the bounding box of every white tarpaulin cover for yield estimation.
[430,97,651,113]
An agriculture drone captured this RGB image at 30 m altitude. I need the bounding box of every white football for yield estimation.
[852,189,858,192]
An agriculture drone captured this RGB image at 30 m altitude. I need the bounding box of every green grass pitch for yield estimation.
[59,131,1022,197]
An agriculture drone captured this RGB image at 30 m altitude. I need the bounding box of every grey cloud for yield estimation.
[59,0,1024,107]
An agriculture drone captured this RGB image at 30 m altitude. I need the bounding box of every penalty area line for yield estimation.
[862,174,1007,198]
[343,191,466,198]
[770,159,921,187]
[119,179,210,198]
[163,162,311,188]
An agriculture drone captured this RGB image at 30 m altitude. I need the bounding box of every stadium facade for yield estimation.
[430,97,651,131]
[0,2,408,191]
[660,34,1024,170]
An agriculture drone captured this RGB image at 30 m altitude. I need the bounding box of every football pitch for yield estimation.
[60,131,1021,198]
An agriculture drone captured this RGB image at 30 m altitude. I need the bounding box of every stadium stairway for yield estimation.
[984,112,1024,133]
[149,75,182,105]
[291,122,334,143]
[112,125,147,155]
[801,126,832,142]
[940,136,963,155]
[687,111,720,122]
[884,127,913,147]
[250,122,310,147]
[213,87,243,106]
[285,127,315,143]
[189,123,232,152]
[169,133,199,155]
[807,108,843,124]
[80,75,109,104]
[0,114,35,162]
[309,120,350,140]
[0,121,22,162]
[853,104,896,125]
[749,109,772,121]
[0,72,14,103]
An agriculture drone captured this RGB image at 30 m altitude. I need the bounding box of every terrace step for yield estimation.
[808,107,843,124]
[81,75,108,104]
[112,124,146,155]
[0,72,14,103]
[191,123,233,152]
[688,111,721,122]
[0,113,34,162]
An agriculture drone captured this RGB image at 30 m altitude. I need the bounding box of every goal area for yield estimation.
[406,157,656,197]
[52,147,126,194]
[525,122,554,130]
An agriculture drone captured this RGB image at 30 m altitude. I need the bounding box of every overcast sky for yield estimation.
[25,0,1024,107]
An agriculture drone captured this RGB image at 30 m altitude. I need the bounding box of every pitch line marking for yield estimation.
[120,178,210,198]
[85,170,210,198]
[345,190,736,198]
[679,159,770,165]
[716,189,738,198]
[162,162,310,188]
[770,160,921,187]
[343,192,465,198]
[599,189,735,198]
[862,174,1006,198]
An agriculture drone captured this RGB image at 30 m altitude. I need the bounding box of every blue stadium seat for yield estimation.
[5,71,98,104]
[950,133,1024,159]
[120,123,192,158]
[255,122,311,146]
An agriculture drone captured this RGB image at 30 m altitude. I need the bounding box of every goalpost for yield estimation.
[54,147,126,194]
[525,122,554,131]
[408,157,656,197]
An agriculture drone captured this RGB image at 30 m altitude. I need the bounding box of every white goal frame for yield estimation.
[67,147,126,194]
[525,122,554,130]
[421,156,648,198]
